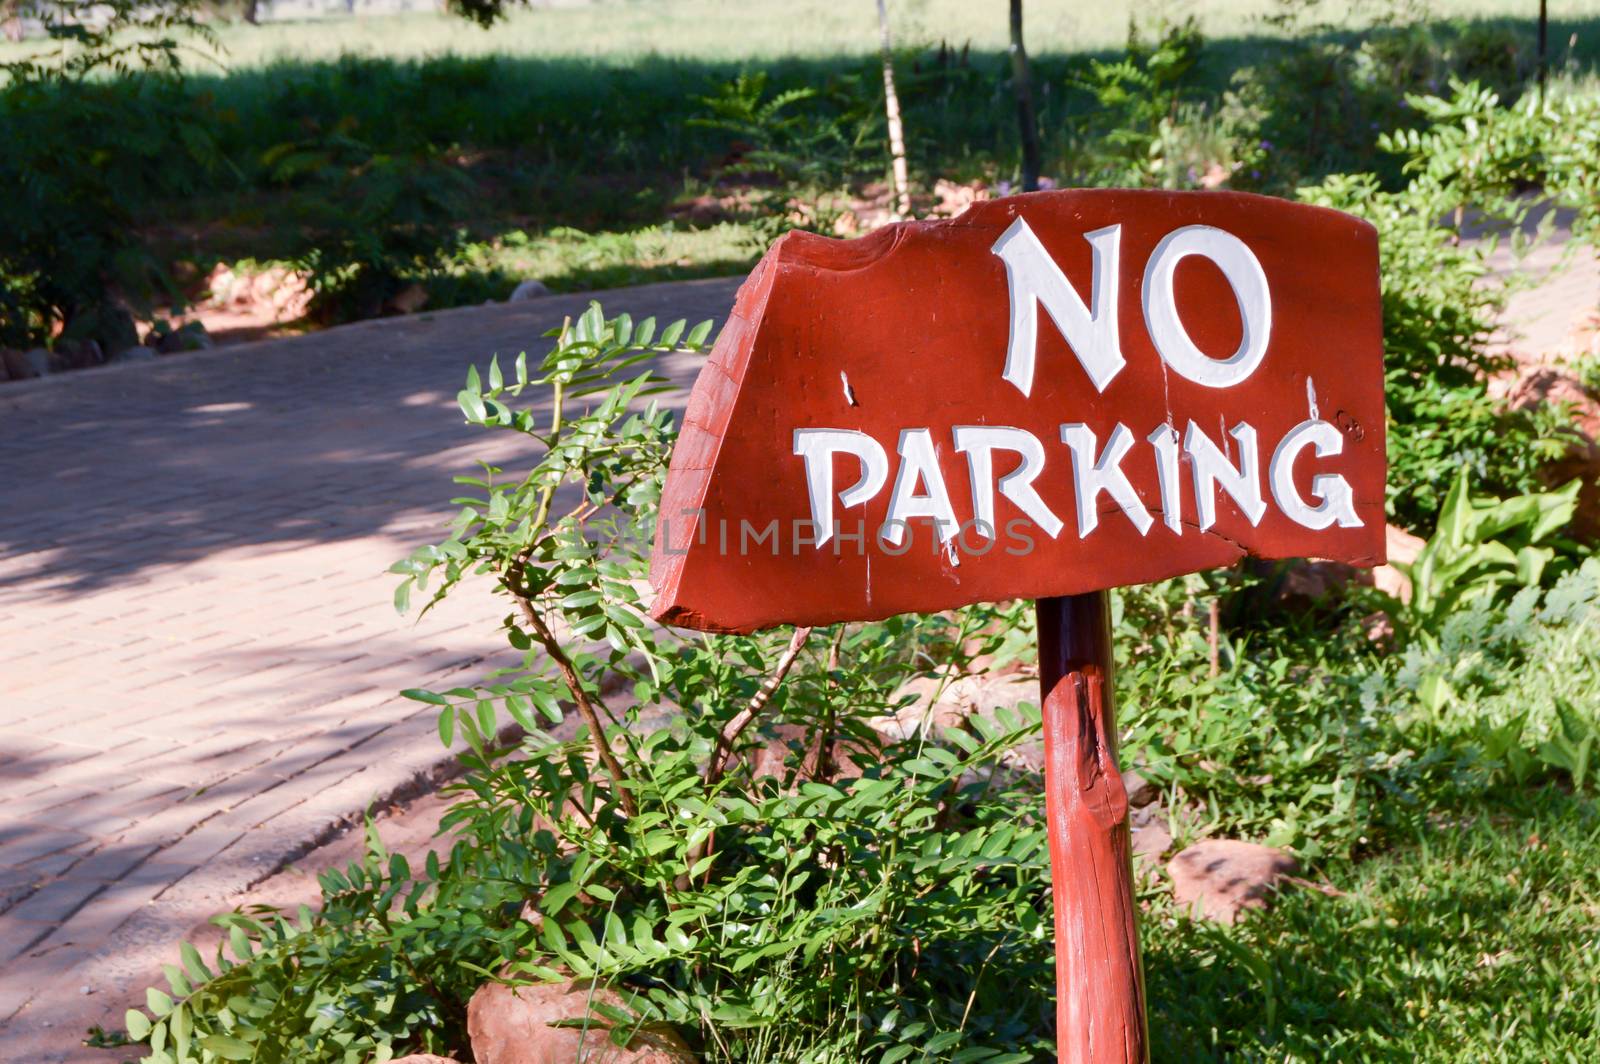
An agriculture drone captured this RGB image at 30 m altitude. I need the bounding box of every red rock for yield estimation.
[467,980,695,1064]
[744,721,868,783]
[1166,839,1298,924]
[1373,522,1426,602]
[649,189,1386,633]
[1129,818,1172,874]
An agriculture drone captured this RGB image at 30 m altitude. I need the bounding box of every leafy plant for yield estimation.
[127,305,1057,1062]
[0,1,218,349]
[1399,466,1580,630]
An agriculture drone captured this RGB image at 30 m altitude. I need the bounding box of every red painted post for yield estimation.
[1037,592,1148,1063]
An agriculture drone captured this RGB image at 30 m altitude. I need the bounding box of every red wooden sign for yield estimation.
[650,190,1385,633]
[647,189,1387,1063]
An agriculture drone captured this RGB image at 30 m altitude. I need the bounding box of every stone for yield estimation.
[1373,523,1426,602]
[108,345,157,364]
[1129,817,1171,874]
[59,339,105,369]
[387,282,430,315]
[1166,839,1298,924]
[154,322,214,354]
[1121,768,1158,809]
[874,671,1038,742]
[467,979,694,1064]
[1502,366,1600,438]
[1495,363,1600,540]
[3,347,51,379]
[1540,435,1600,541]
[509,279,552,302]
[745,722,866,783]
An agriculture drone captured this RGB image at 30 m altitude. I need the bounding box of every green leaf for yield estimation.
[542,881,580,916]
[124,1009,152,1041]
[198,1034,255,1060]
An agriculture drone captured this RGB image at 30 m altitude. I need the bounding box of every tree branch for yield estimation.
[706,626,813,786]
[512,583,638,818]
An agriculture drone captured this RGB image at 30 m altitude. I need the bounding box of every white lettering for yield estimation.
[1143,225,1273,388]
[1147,423,1184,534]
[952,425,1063,539]
[1269,419,1363,529]
[1059,423,1155,537]
[883,428,960,546]
[991,217,1125,397]
[792,429,890,548]
[1183,420,1267,530]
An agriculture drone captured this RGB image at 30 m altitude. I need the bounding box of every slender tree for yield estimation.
[875,0,912,219]
[1009,0,1043,192]
[1538,0,1549,96]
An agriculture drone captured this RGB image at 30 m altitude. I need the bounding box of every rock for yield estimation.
[1496,363,1600,540]
[467,979,694,1064]
[59,339,104,369]
[1540,435,1600,541]
[108,345,157,364]
[1121,768,1158,809]
[1503,366,1600,438]
[154,322,213,354]
[929,178,991,219]
[1129,817,1171,874]
[509,279,552,302]
[3,347,50,379]
[1166,839,1298,924]
[1372,523,1426,602]
[874,671,1037,742]
[745,722,867,784]
[387,282,430,315]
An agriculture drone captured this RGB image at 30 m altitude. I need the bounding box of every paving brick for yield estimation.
[0,827,91,868]
[0,876,105,946]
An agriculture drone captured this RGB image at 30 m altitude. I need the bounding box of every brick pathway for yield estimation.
[0,278,741,1061]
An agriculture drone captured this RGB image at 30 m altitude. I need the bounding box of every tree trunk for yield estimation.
[875,0,912,219]
[1009,0,1043,192]
[1538,0,1549,96]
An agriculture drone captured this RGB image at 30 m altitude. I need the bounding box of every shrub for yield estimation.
[0,1,217,350]
[126,306,1057,1063]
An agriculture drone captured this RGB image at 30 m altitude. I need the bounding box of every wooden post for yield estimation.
[1036,592,1148,1064]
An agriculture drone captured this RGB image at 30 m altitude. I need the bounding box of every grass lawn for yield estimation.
[52,1,1600,68]
[1144,789,1600,1061]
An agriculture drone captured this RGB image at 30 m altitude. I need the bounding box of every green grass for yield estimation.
[450,221,759,296]
[7,1,1589,69]
[1144,788,1600,1061]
